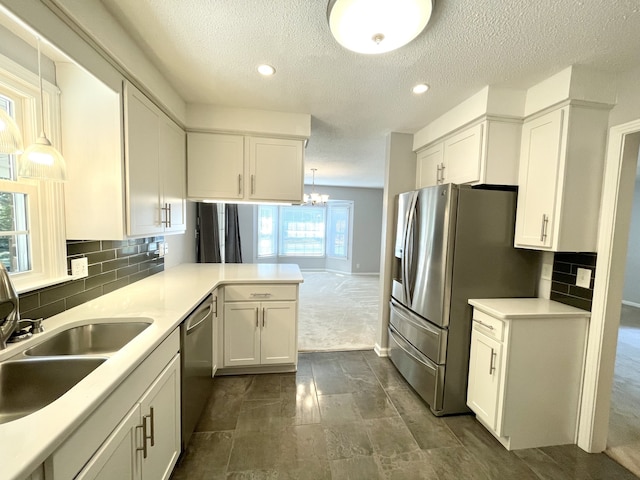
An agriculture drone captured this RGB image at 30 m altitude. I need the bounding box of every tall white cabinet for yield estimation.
[187,132,304,203]
[514,103,610,251]
[59,63,186,240]
[467,298,589,450]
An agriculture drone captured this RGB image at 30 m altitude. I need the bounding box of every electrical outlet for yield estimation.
[576,268,592,289]
[71,257,88,279]
[157,243,165,257]
[164,242,169,255]
[541,263,553,280]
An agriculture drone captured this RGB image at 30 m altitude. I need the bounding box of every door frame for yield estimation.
[578,119,640,452]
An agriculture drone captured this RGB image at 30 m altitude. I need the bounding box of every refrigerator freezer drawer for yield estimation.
[390,300,448,364]
[388,325,445,414]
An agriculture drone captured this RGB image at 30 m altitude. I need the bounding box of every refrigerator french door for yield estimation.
[389,184,540,416]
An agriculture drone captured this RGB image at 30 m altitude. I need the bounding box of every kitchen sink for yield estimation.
[24,321,151,356]
[0,357,106,424]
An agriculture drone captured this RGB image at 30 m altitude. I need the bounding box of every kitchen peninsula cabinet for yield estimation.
[467,298,589,450]
[59,64,186,240]
[514,104,609,251]
[415,119,521,188]
[187,132,304,203]
[222,284,297,370]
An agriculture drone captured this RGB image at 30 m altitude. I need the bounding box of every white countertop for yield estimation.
[468,297,591,319]
[0,263,303,480]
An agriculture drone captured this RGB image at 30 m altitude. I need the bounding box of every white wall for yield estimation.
[609,65,640,128]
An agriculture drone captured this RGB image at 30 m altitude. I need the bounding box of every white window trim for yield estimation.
[0,52,69,293]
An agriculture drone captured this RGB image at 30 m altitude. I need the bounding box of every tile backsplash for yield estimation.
[550,252,596,311]
[19,237,164,320]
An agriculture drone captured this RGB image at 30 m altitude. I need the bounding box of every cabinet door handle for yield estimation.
[161,203,170,227]
[436,164,442,183]
[251,174,255,195]
[149,406,155,447]
[489,348,497,375]
[540,214,549,242]
[213,295,218,316]
[440,163,445,183]
[168,203,172,228]
[255,307,259,328]
[136,419,148,459]
[238,174,242,195]
[262,307,266,327]
[137,408,154,458]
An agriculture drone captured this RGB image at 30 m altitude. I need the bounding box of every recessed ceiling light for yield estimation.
[412,83,429,94]
[257,64,276,76]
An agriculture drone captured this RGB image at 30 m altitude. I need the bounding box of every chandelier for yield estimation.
[303,168,329,206]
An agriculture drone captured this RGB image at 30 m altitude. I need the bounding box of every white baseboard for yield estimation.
[621,300,640,309]
[374,343,389,357]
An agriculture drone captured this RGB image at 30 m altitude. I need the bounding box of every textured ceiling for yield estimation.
[99,0,640,188]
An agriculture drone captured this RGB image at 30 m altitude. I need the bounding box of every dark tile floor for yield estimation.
[171,350,638,479]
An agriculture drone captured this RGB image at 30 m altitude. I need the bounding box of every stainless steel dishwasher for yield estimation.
[180,293,214,451]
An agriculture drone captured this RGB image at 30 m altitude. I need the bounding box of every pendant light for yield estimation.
[19,37,66,182]
[0,109,23,154]
[304,168,329,206]
[327,0,433,54]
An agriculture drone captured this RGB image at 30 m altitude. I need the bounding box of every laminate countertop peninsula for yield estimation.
[0,263,303,480]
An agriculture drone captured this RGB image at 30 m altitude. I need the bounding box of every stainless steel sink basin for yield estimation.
[24,321,151,356]
[0,357,106,424]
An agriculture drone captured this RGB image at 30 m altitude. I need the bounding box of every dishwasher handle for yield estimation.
[185,296,213,334]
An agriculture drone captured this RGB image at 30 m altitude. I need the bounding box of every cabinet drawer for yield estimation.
[472,310,504,341]
[225,284,297,302]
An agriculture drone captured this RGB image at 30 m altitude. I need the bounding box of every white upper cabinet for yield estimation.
[125,83,186,237]
[247,136,303,202]
[187,133,244,200]
[514,104,609,251]
[187,132,304,203]
[415,119,521,189]
[60,63,186,240]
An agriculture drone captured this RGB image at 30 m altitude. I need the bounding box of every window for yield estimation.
[327,202,351,259]
[0,94,32,274]
[0,53,67,292]
[279,206,325,257]
[257,204,277,257]
[257,202,352,259]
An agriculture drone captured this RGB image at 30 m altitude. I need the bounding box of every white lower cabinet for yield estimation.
[46,331,181,480]
[222,284,298,370]
[76,355,180,480]
[467,299,589,450]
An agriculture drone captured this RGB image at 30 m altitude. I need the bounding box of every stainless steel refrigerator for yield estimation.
[389,184,540,416]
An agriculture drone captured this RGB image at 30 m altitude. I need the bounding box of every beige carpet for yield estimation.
[298,271,380,352]
[606,304,640,477]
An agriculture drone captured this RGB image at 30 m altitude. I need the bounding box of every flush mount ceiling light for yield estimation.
[303,168,329,206]
[412,83,430,94]
[19,37,66,182]
[257,64,276,76]
[327,0,433,54]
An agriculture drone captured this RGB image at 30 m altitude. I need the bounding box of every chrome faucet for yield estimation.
[0,263,19,350]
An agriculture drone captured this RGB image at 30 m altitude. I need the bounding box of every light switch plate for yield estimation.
[576,268,591,289]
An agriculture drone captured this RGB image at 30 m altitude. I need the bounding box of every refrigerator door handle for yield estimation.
[403,193,418,305]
